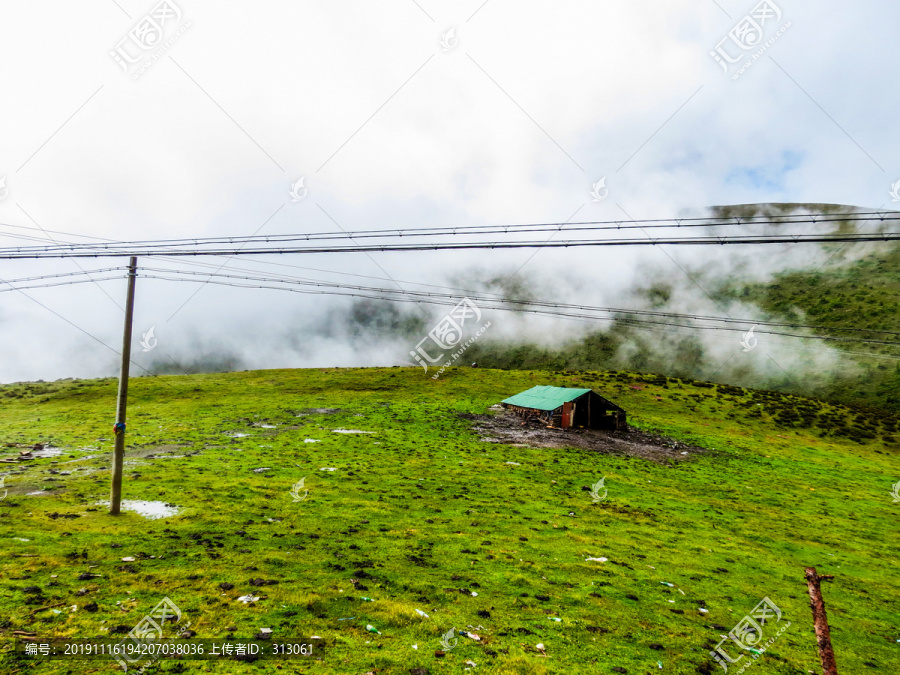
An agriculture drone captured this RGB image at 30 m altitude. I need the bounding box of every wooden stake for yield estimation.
[804,566,838,675]
[109,257,137,516]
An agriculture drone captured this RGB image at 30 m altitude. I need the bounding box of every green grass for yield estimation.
[0,367,898,674]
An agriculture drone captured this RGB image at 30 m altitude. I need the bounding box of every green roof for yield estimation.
[501,386,592,411]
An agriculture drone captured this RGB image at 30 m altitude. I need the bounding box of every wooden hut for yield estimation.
[501,385,626,430]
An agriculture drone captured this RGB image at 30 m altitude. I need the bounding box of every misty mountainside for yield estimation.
[461,203,900,412]
[137,202,899,412]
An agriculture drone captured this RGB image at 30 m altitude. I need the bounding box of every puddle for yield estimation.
[94,500,181,520]
[31,446,64,458]
[332,430,373,435]
[304,439,321,444]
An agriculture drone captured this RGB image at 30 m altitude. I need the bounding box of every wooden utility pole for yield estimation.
[804,566,839,675]
[109,257,138,515]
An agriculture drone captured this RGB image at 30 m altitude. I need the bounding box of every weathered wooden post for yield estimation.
[109,257,137,515]
[804,566,838,675]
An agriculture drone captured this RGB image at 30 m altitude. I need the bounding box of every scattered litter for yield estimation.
[236,595,259,604]
[338,617,356,621]
[505,462,521,466]
[415,609,429,618]
[471,591,478,597]
[585,557,608,562]
[365,624,381,635]
[320,468,337,472]
[549,617,562,622]
[227,433,250,438]
[360,597,373,602]
[678,589,685,595]
[536,642,546,652]
[121,557,136,563]
[259,628,272,635]
[681,451,689,455]
[412,644,418,650]
[303,439,320,443]
[465,660,477,668]
[647,565,656,569]
[660,582,675,587]
[50,609,61,615]
[658,660,663,669]
[668,600,675,603]
[252,467,271,473]
[311,635,321,639]
[332,430,373,434]
[13,538,30,542]
[459,631,481,641]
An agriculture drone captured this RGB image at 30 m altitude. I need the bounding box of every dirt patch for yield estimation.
[461,411,708,463]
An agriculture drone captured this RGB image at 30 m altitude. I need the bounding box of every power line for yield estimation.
[3,231,900,259]
[136,270,900,349]
[137,264,900,337]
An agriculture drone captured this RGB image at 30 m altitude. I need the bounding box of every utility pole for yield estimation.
[109,257,137,515]
[804,566,839,675]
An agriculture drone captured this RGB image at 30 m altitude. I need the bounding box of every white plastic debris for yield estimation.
[415,609,429,618]
[319,467,337,471]
[699,608,709,613]
[237,595,259,603]
[505,462,521,466]
[471,591,478,597]
[465,660,477,667]
[259,628,272,635]
[412,644,418,650]
[536,643,545,651]
[121,557,136,562]
[585,557,608,562]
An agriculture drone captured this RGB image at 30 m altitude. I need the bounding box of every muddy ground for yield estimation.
[461,409,709,464]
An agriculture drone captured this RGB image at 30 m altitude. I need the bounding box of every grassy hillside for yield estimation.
[733,246,900,409]
[465,237,900,412]
[1,368,898,674]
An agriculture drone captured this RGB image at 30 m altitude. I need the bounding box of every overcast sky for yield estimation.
[0,0,897,383]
